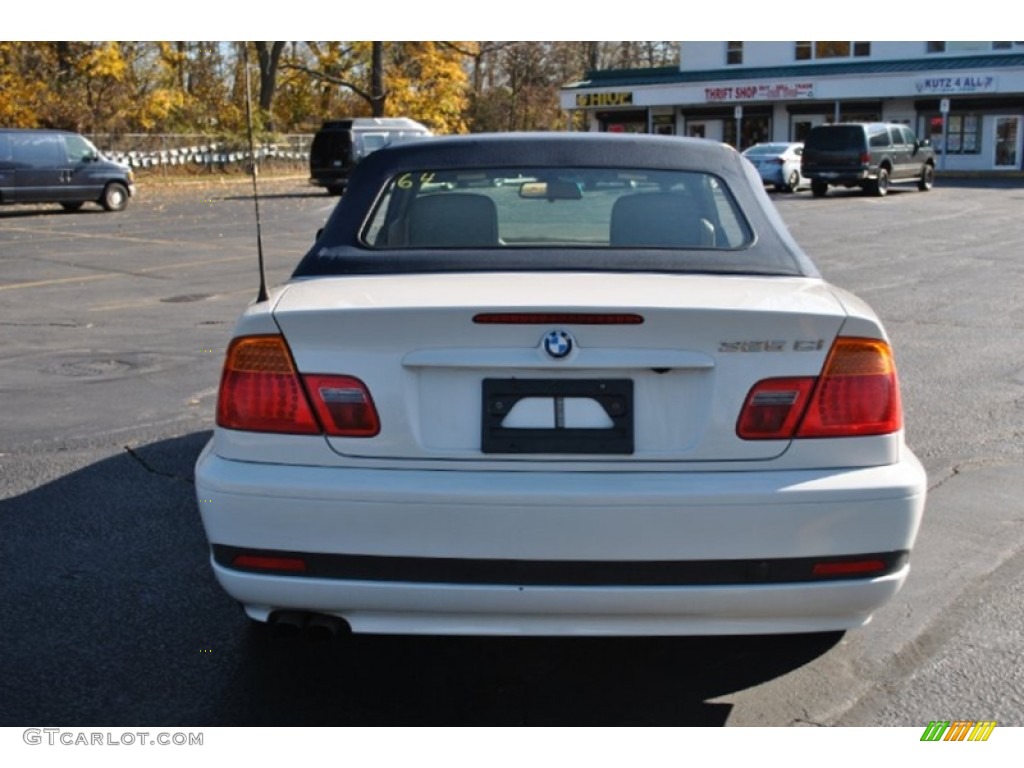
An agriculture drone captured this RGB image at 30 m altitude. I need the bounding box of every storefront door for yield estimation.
[994,116,1020,168]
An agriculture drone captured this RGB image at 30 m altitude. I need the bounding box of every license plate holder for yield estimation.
[481,378,633,454]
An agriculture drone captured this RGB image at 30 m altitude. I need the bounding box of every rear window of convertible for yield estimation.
[360,168,753,250]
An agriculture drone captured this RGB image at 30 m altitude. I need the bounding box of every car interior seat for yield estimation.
[406,193,500,247]
[609,193,716,247]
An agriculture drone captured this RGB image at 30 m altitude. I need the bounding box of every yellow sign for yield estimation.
[576,92,634,108]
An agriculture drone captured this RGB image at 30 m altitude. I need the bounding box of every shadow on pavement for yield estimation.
[225,627,841,726]
[0,431,841,726]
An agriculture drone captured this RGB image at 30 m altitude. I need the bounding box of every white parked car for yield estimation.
[742,141,807,193]
[196,133,926,637]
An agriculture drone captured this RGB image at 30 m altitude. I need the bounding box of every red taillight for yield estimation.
[304,374,380,437]
[859,151,871,165]
[797,338,902,438]
[737,337,902,440]
[216,335,380,437]
[217,336,320,434]
[736,377,816,439]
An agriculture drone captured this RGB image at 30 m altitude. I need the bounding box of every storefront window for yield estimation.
[816,42,850,58]
[599,110,648,134]
[792,121,814,142]
[928,41,1013,53]
[925,114,982,155]
[795,42,870,60]
[652,115,675,136]
[605,122,646,134]
[724,115,770,150]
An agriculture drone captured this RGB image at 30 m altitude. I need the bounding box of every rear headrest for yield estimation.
[610,193,714,247]
[407,193,499,247]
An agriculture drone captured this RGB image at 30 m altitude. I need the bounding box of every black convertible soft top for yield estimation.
[293,132,820,279]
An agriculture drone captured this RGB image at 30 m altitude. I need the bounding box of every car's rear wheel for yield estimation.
[785,170,801,193]
[870,168,890,197]
[918,164,935,191]
[811,180,828,197]
[60,202,84,212]
[100,182,129,212]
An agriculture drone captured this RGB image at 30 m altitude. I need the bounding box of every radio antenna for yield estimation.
[243,42,269,303]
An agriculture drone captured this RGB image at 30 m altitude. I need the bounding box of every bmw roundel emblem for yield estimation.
[542,330,574,359]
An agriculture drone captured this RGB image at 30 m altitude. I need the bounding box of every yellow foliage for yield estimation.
[385,42,470,134]
[79,42,128,81]
[138,88,187,130]
[0,74,45,126]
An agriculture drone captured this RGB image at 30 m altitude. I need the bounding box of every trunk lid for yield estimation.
[273,272,847,463]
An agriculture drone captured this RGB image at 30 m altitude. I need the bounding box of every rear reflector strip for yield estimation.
[231,554,308,573]
[216,546,907,585]
[812,559,887,577]
[474,313,644,325]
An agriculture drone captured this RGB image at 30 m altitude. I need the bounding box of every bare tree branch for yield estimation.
[279,61,381,108]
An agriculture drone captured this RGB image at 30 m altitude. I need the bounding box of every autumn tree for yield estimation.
[282,41,469,133]
[0,43,48,127]
[0,41,678,137]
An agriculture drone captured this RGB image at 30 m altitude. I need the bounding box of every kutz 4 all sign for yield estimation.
[920,720,997,742]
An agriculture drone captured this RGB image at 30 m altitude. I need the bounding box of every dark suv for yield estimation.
[801,123,935,197]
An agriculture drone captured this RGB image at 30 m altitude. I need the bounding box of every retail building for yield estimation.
[561,42,1024,172]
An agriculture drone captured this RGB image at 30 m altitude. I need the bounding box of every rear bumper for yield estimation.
[755,167,786,185]
[309,171,350,188]
[195,443,926,635]
[804,168,872,184]
[216,564,910,635]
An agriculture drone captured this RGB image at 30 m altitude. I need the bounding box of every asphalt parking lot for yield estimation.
[1,176,1023,725]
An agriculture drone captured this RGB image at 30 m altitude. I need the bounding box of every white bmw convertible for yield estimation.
[195,133,926,636]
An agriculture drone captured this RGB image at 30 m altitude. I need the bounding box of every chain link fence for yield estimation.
[84,133,313,176]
